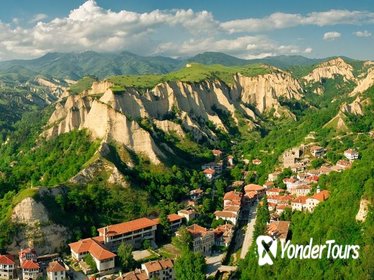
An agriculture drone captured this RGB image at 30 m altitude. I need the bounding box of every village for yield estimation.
[0,144,360,280]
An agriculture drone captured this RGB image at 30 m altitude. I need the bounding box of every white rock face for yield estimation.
[43,71,303,163]
[10,195,69,254]
[356,199,370,222]
[350,67,374,96]
[303,58,355,83]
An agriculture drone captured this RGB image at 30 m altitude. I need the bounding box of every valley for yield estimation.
[0,53,373,280]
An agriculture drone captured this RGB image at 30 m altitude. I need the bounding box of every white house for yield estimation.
[141,259,175,280]
[291,196,308,211]
[306,190,330,212]
[344,149,359,161]
[47,261,66,280]
[22,260,40,280]
[0,255,15,279]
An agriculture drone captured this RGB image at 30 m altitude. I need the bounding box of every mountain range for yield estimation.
[0,51,326,81]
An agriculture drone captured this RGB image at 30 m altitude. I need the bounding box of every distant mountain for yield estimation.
[0,51,356,81]
[0,51,184,80]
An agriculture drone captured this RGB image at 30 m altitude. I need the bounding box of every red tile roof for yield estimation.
[292,196,308,204]
[22,260,39,270]
[214,211,237,218]
[0,254,15,265]
[266,188,284,194]
[203,168,216,175]
[312,190,330,202]
[212,149,222,156]
[186,224,212,238]
[244,184,265,192]
[121,270,148,280]
[98,218,158,237]
[69,238,116,261]
[47,261,66,272]
[223,191,242,201]
[267,221,290,240]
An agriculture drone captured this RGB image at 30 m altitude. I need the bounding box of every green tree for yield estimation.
[175,250,206,280]
[117,242,135,272]
[83,254,97,273]
[172,226,192,251]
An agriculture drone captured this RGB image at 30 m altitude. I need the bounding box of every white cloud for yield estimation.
[323,32,341,41]
[354,30,372,37]
[221,10,374,33]
[30,13,48,23]
[0,1,368,60]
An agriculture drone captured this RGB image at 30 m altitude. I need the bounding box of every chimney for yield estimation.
[103,226,109,243]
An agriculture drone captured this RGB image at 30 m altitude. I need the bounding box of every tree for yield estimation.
[175,250,206,280]
[83,254,97,273]
[158,211,172,242]
[172,226,192,251]
[311,158,325,169]
[117,242,135,272]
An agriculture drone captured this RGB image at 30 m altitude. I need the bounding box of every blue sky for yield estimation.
[0,0,373,60]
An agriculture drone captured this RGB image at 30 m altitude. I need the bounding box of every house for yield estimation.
[185,224,214,256]
[19,248,37,264]
[119,269,148,280]
[47,261,66,280]
[153,214,184,233]
[0,254,15,279]
[214,224,234,247]
[268,202,277,212]
[223,191,242,207]
[244,184,266,195]
[344,149,359,161]
[267,195,292,206]
[230,180,244,190]
[177,209,196,223]
[203,168,216,180]
[304,175,319,184]
[263,181,274,189]
[252,159,262,165]
[275,205,291,216]
[97,218,158,250]
[293,185,312,197]
[21,260,40,280]
[201,162,223,174]
[266,221,290,242]
[336,159,351,170]
[283,148,301,168]
[189,188,203,200]
[283,177,302,192]
[212,149,223,158]
[291,196,308,211]
[310,146,324,157]
[69,237,116,273]
[266,188,284,197]
[214,210,238,225]
[141,259,175,280]
[306,190,330,212]
[227,155,234,166]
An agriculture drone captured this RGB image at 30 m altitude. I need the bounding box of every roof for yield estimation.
[264,181,274,187]
[214,211,237,218]
[336,160,351,167]
[232,181,244,187]
[143,261,162,273]
[203,168,216,175]
[266,188,284,193]
[312,190,330,202]
[121,270,148,280]
[244,184,265,192]
[283,177,297,183]
[292,196,308,204]
[344,149,358,155]
[223,205,240,212]
[0,254,15,265]
[296,185,312,190]
[223,191,242,201]
[186,224,212,238]
[47,261,66,272]
[22,260,40,270]
[267,221,290,240]
[212,149,222,156]
[214,224,233,234]
[310,145,323,151]
[98,218,158,237]
[153,214,184,224]
[69,238,116,261]
[252,159,262,164]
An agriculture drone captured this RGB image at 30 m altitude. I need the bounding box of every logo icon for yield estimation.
[256,235,278,266]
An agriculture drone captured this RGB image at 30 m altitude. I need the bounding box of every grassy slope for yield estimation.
[107,63,271,90]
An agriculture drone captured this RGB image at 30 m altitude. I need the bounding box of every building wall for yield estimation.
[94,257,115,272]
[23,269,39,280]
[47,270,66,280]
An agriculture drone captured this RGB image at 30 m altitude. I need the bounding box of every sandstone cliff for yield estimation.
[350,67,374,97]
[303,58,355,83]
[43,70,303,163]
[10,193,69,255]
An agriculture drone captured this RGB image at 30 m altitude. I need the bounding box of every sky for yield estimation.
[0,0,373,61]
